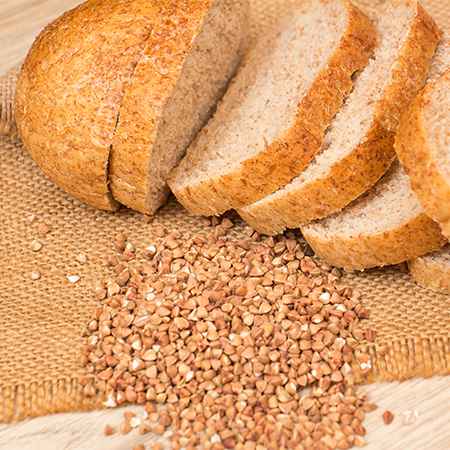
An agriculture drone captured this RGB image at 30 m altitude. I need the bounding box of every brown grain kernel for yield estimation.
[120,421,132,435]
[383,410,394,425]
[37,222,50,235]
[103,424,115,436]
[115,234,127,252]
[153,424,165,435]
[132,445,145,450]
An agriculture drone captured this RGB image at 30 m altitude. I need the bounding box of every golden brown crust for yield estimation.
[396,70,450,240]
[408,248,450,293]
[239,2,441,235]
[109,0,216,215]
[169,0,377,215]
[302,212,446,271]
[14,0,160,211]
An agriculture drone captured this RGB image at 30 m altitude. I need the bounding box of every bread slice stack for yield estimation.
[409,245,450,294]
[16,0,248,212]
[169,0,377,215]
[239,0,440,235]
[303,34,448,271]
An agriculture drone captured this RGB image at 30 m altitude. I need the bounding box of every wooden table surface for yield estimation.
[0,2,449,449]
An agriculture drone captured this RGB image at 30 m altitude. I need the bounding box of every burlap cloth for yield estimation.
[0,0,449,424]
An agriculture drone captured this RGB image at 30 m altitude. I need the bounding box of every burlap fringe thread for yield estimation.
[1,379,102,423]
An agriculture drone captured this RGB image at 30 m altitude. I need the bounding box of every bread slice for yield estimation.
[168,0,377,215]
[408,245,450,293]
[15,0,247,212]
[302,161,446,270]
[110,0,248,215]
[239,0,441,235]
[395,40,450,239]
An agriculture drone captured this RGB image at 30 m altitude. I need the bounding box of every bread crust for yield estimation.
[169,0,377,215]
[239,2,441,235]
[396,70,450,240]
[15,1,160,211]
[109,0,244,215]
[302,212,446,271]
[409,247,450,293]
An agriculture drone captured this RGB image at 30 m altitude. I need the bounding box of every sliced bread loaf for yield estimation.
[239,0,441,235]
[110,0,248,214]
[302,161,446,270]
[395,40,450,239]
[408,245,450,293]
[15,0,247,212]
[168,0,377,215]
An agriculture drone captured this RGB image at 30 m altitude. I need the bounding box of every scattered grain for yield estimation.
[76,254,88,265]
[38,222,51,236]
[30,240,43,252]
[30,271,41,281]
[103,424,115,436]
[67,275,81,284]
[83,223,376,449]
[382,410,394,425]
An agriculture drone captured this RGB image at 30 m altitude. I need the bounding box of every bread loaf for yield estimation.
[15,0,248,212]
[395,39,450,239]
[169,0,377,215]
[239,0,441,235]
[409,245,450,293]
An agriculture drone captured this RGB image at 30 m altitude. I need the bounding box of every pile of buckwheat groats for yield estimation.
[82,217,378,450]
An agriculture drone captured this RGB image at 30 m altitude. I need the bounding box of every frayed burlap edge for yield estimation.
[1,379,102,423]
[1,336,448,423]
[0,66,18,137]
[366,336,450,383]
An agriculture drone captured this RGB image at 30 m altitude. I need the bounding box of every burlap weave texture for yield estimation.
[0,0,449,423]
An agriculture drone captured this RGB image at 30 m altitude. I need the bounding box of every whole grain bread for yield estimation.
[15,0,247,212]
[169,0,377,216]
[302,162,446,270]
[395,39,450,239]
[240,0,441,235]
[110,0,248,215]
[409,245,450,293]
[15,0,156,211]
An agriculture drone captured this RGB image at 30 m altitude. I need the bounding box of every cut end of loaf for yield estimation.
[109,0,249,215]
[302,162,446,270]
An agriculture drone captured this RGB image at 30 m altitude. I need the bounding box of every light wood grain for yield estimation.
[0,2,449,450]
[0,0,83,73]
